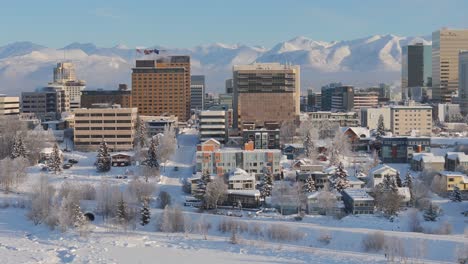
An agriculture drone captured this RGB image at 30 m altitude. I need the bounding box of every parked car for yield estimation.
[115,175,128,179]
[62,164,72,169]
[184,197,202,207]
[256,208,280,217]
[68,159,78,164]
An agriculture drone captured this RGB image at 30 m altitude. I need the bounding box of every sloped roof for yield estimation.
[446,152,468,162]
[412,153,444,163]
[229,168,255,181]
[368,164,397,175]
[340,127,370,138]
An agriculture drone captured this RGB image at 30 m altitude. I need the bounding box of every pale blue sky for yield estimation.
[1,0,467,48]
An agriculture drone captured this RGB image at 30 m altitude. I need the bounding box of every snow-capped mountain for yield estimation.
[0,34,431,96]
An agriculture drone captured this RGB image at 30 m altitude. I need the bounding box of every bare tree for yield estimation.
[316,191,337,215]
[27,175,56,225]
[127,178,156,203]
[204,177,228,209]
[271,181,295,215]
[160,205,185,233]
[406,208,423,232]
[362,231,386,252]
[280,120,296,144]
[96,180,121,220]
[157,191,171,209]
[157,125,177,171]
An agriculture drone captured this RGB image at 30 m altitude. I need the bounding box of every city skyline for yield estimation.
[1,0,468,48]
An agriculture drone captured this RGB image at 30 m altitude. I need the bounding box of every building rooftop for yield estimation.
[446,152,468,162]
[229,168,255,181]
[343,189,374,201]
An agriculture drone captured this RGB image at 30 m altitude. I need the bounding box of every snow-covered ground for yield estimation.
[0,129,466,263]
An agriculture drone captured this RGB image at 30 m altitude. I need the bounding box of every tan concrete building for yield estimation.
[390,104,432,136]
[432,28,468,103]
[0,95,20,116]
[131,57,191,121]
[233,63,300,129]
[353,92,379,111]
[360,107,391,130]
[74,105,137,151]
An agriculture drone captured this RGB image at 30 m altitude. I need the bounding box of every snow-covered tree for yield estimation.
[10,135,27,159]
[47,143,62,174]
[143,137,160,169]
[58,195,86,231]
[0,157,28,193]
[423,203,439,221]
[140,200,151,226]
[330,162,349,192]
[303,176,316,193]
[450,186,462,202]
[374,175,401,217]
[134,116,147,149]
[403,172,414,206]
[116,194,128,226]
[204,177,228,209]
[395,171,402,187]
[327,133,350,166]
[27,175,55,225]
[193,171,211,201]
[316,191,337,215]
[157,125,177,171]
[376,114,386,137]
[96,180,120,220]
[271,181,295,215]
[260,173,273,199]
[95,141,111,172]
[280,120,296,144]
[160,205,185,233]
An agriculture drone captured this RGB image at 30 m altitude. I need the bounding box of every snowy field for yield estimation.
[0,129,466,263]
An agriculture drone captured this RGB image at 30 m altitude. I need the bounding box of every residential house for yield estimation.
[438,171,468,192]
[283,144,305,160]
[225,190,261,208]
[368,164,399,187]
[411,153,445,171]
[228,168,256,190]
[340,127,371,152]
[341,189,375,215]
[111,153,132,167]
[445,152,468,171]
[307,191,345,216]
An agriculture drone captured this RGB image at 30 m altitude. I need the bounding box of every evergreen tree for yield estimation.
[331,162,349,192]
[376,114,386,137]
[303,175,316,193]
[140,200,151,226]
[143,137,160,169]
[116,195,128,225]
[135,116,147,149]
[382,174,398,193]
[47,143,62,173]
[395,171,402,187]
[193,170,210,201]
[10,135,27,159]
[96,141,111,172]
[260,173,273,199]
[423,203,439,221]
[304,131,312,158]
[403,172,414,206]
[450,186,462,202]
[71,202,86,228]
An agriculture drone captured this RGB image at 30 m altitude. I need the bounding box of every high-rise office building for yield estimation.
[190,75,205,111]
[320,82,342,111]
[459,51,468,116]
[233,63,300,129]
[53,62,76,83]
[402,43,432,100]
[50,62,86,109]
[331,86,354,112]
[225,79,233,94]
[307,90,321,112]
[432,28,468,103]
[131,57,191,121]
[0,95,20,116]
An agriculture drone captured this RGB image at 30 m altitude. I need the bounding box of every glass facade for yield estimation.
[401,43,432,100]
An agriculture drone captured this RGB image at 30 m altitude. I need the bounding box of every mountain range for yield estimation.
[0,34,431,96]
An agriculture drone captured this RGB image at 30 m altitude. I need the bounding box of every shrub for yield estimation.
[317,232,332,245]
[267,224,304,242]
[362,231,386,252]
[158,191,171,209]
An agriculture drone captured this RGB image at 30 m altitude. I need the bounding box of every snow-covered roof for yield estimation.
[202,138,221,145]
[343,189,374,201]
[446,152,468,162]
[227,189,260,196]
[412,153,444,163]
[283,144,304,149]
[439,171,468,183]
[228,168,255,181]
[340,127,370,138]
[348,175,364,185]
[368,164,397,175]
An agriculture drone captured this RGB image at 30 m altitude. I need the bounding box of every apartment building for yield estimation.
[81,89,132,108]
[432,28,468,103]
[233,63,300,128]
[199,110,228,143]
[0,95,20,116]
[73,105,137,151]
[380,136,431,163]
[242,129,280,149]
[390,104,432,136]
[196,141,282,177]
[131,57,191,121]
[190,75,205,111]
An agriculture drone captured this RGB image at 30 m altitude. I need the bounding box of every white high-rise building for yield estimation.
[50,62,86,110]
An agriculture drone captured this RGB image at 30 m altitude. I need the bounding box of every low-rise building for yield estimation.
[390,104,432,136]
[411,153,445,171]
[242,129,280,149]
[111,153,132,167]
[196,144,282,177]
[307,191,344,216]
[225,190,261,208]
[438,171,468,192]
[380,136,431,163]
[0,95,20,116]
[342,189,375,215]
[368,164,399,187]
[228,168,256,190]
[21,88,70,120]
[340,127,371,152]
[73,105,137,151]
[140,115,178,137]
[445,152,468,171]
[308,111,359,127]
[360,107,391,130]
